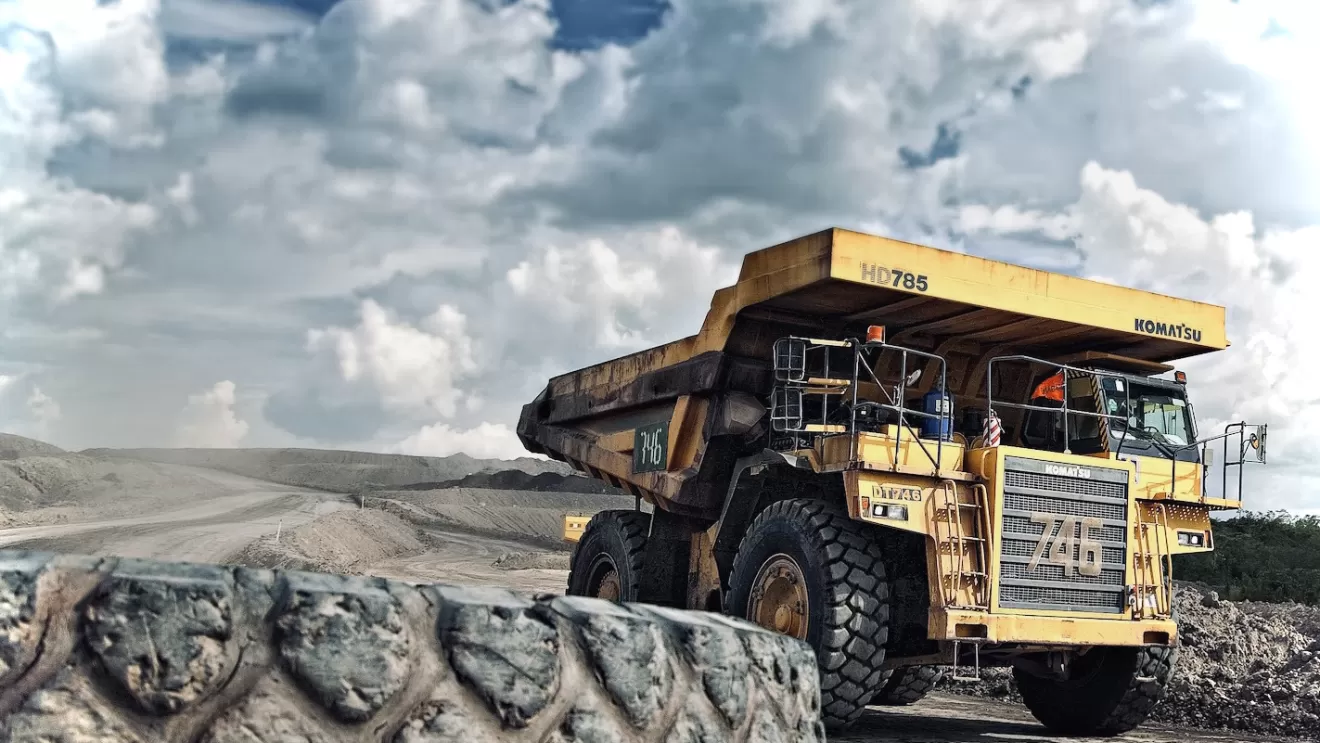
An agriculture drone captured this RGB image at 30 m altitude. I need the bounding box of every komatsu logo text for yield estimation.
[1135,318,1202,342]
[1045,464,1092,479]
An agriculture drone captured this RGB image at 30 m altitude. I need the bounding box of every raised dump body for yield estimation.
[518,227,1268,735]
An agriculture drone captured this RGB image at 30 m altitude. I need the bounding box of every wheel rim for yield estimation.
[588,556,622,601]
[748,553,809,640]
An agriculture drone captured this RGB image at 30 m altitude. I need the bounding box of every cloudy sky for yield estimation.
[1,0,1316,510]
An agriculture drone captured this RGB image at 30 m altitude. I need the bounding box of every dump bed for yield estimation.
[518,228,1228,519]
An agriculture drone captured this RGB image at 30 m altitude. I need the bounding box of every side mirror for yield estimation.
[1201,448,1215,468]
[1251,425,1268,463]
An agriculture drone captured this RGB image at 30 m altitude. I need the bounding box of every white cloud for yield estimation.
[175,380,250,448]
[506,226,738,350]
[397,421,530,461]
[307,299,479,419]
[1,0,170,148]
[24,385,61,441]
[160,0,317,42]
[0,4,164,307]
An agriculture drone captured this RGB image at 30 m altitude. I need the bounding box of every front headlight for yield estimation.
[871,504,909,521]
[1177,531,1207,547]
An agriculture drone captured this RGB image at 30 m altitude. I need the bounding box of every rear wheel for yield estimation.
[725,498,891,731]
[874,665,943,706]
[1013,644,1178,736]
[566,510,649,602]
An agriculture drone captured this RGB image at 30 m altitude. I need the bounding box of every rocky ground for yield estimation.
[1152,585,1319,737]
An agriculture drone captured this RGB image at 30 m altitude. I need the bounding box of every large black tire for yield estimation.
[874,665,943,706]
[0,549,825,742]
[724,498,891,731]
[566,509,649,603]
[1013,644,1179,737]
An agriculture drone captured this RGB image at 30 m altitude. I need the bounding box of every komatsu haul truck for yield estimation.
[516,228,1268,735]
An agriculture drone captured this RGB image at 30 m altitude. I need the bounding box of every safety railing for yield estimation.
[985,355,1132,454]
[769,335,954,474]
[1166,423,1268,504]
[851,337,951,474]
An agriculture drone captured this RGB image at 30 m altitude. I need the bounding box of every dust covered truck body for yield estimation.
[517,227,1269,735]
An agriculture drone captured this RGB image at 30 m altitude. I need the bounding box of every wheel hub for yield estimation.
[748,554,808,639]
[597,569,621,601]
[589,557,622,601]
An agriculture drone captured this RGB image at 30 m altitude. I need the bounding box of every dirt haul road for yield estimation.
[0,467,350,562]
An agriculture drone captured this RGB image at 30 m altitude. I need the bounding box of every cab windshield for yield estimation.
[1099,377,1195,453]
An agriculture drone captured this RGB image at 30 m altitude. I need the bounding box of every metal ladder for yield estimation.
[934,481,991,611]
[1132,503,1172,620]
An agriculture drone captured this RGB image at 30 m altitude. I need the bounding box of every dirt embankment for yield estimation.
[0,434,249,527]
[954,584,1320,739]
[230,509,426,574]
[369,486,649,550]
[83,446,574,494]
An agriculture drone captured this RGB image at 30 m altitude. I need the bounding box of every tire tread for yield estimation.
[0,549,824,742]
[726,498,890,730]
[1014,644,1178,737]
[874,665,942,706]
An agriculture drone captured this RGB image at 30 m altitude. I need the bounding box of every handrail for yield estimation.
[985,355,1135,455]
[771,334,954,474]
[1165,422,1268,503]
[851,339,951,474]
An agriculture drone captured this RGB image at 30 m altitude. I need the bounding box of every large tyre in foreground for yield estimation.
[566,509,650,602]
[0,549,824,742]
[724,498,891,732]
[873,665,943,706]
[1013,644,1178,737]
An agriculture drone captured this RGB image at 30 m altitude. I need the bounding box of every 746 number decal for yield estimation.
[859,262,929,293]
[633,421,669,473]
[1027,513,1104,577]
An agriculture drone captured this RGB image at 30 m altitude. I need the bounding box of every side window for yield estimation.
[1021,409,1051,448]
[1067,376,1100,440]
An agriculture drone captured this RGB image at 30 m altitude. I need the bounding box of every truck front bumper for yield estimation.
[932,609,1178,648]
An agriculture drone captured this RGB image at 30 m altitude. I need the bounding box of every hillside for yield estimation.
[83,446,575,494]
[0,434,254,525]
[0,433,67,459]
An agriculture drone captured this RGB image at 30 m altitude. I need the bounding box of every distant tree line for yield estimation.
[1174,511,1320,605]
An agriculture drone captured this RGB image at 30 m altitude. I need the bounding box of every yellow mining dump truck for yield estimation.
[517,227,1269,735]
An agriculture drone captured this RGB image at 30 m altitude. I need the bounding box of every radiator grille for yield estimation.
[997,457,1130,614]
[1004,470,1126,500]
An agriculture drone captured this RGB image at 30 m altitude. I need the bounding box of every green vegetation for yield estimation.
[1175,511,1320,605]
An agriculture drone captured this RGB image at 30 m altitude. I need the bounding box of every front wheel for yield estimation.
[1013,644,1178,737]
[724,498,891,731]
